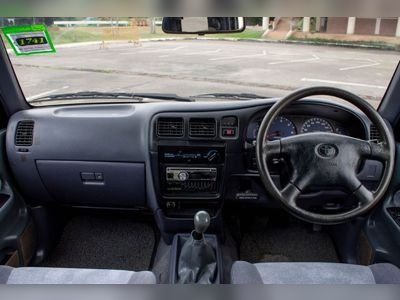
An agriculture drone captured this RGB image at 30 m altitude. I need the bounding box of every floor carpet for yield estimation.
[40,215,155,271]
[240,218,339,263]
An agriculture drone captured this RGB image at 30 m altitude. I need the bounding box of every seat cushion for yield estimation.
[231,261,400,284]
[0,266,156,284]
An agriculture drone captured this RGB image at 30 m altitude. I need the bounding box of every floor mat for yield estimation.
[40,215,155,271]
[240,218,339,263]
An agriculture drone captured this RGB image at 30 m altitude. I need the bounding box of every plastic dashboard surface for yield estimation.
[5,99,374,209]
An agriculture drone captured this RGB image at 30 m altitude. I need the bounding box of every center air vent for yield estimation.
[15,120,34,146]
[189,118,216,138]
[157,118,184,137]
[370,124,382,143]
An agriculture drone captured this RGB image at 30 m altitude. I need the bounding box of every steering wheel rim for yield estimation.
[256,86,395,224]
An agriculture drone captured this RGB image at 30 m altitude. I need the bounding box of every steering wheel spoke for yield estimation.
[264,139,281,158]
[281,183,302,206]
[369,141,390,162]
[353,184,374,206]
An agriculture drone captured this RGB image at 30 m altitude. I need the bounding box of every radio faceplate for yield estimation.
[166,167,217,182]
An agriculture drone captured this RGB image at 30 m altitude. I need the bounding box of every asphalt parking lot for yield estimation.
[8,39,400,106]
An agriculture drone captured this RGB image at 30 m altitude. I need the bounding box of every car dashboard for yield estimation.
[5,98,383,227]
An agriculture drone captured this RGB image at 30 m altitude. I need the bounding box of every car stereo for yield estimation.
[158,147,224,197]
[166,167,217,182]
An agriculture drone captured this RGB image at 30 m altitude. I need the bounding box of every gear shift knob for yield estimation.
[194,211,210,237]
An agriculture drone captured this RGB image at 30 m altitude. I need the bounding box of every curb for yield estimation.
[189,37,399,52]
[139,37,400,52]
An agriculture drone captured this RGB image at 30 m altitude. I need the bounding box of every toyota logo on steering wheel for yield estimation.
[316,144,338,159]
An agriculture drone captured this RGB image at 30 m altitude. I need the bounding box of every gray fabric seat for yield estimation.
[231,261,400,284]
[0,265,156,284]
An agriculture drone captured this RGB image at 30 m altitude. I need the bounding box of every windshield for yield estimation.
[1,17,399,108]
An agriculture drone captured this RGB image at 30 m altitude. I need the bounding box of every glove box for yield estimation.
[36,160,146,208]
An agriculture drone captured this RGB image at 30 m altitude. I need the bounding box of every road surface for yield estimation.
[8,39,400,106]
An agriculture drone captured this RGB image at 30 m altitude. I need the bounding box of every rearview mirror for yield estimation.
[162,17,245,35]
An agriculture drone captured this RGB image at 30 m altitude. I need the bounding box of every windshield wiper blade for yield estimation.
[30,91,194,102]
[130,93,194,102]
[194,93,269,100]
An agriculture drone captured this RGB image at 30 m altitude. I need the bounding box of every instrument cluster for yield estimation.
[246,115,349,141]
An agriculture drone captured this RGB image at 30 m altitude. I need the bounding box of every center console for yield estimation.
[159,146,225,200]
[150,114,237,242]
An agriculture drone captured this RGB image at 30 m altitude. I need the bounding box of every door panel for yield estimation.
[0,129,32,266]
[365,143,400,266]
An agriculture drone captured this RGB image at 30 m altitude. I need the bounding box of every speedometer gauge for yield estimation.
[267,116,297,140]
[301,118,333,133]
[247,116,297,140]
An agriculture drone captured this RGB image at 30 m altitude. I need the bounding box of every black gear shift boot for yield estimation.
[169,233,222,284]
[177,231,217,284]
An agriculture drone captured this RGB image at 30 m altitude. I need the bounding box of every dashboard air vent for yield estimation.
[370,124,381,143]
[189,118,216,138]
[15,120,34,146]
[157,118,184,137]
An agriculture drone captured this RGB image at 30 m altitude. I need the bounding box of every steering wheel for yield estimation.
[256,87,395,224]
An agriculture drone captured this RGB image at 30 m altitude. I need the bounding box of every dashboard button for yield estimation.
[222,128,236,137]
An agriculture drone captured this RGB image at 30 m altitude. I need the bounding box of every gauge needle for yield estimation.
[267,131,281,139]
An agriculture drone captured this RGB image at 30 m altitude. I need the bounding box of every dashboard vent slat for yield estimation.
[189,118,216,138]
[157,118,184,137]
[15,120,34,146]
[370,124,381,143]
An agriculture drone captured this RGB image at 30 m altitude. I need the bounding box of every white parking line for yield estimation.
[184,49,222,56]
[339,59,380,71]
[269,54,320,65]
[119,46,186,55]
[301,78,386,89]
[138,46,186,53]
[27,86,70,101]
[209,50,267,61]
[160,48,222,58]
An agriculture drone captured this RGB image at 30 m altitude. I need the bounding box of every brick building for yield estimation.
[263,17,400,38]
[323,17,400,37]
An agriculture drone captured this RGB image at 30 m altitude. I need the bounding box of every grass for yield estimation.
[46,26,264,45]
[288,36,400,51]
[212,29,264,39]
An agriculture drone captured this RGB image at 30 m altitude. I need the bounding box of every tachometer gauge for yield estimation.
[267,116,297,140]
[301,118,333,133]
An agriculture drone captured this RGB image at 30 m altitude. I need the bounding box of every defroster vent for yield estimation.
[15,120,34,146]
[189,118,216,137]
[157,118,184,137]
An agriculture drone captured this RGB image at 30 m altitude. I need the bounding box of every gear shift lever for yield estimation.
[177,210,217,284]
[193,211,210,240]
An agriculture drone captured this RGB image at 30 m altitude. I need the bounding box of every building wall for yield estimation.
[326,17,347,34]
[326,17,398,36]
[380,18,397,36]
[354,18,375,35]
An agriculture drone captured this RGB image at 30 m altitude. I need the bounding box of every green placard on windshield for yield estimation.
[1,24,56,55]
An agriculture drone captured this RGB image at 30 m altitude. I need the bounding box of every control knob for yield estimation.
[178,171,189,181]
